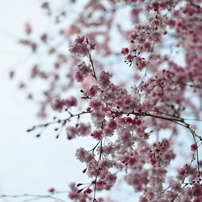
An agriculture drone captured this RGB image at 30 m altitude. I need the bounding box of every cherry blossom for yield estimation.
[4,0,202,201]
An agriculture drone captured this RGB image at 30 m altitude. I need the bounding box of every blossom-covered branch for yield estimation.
[7,0,202,201]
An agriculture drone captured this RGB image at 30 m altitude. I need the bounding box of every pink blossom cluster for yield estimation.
[51,96,77,111]
[75,62,92,83]
[68,183,93,201]
[75,148,117,191]
[66,123,91,140]
[69,36,95,57]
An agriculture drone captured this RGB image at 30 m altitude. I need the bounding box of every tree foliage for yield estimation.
[5,0,202,201]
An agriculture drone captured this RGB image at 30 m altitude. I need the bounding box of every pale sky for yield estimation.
[0,0,87,201]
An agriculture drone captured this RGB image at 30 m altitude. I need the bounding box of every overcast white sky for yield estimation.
[0,1,89,201]
[0,1,136,201]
